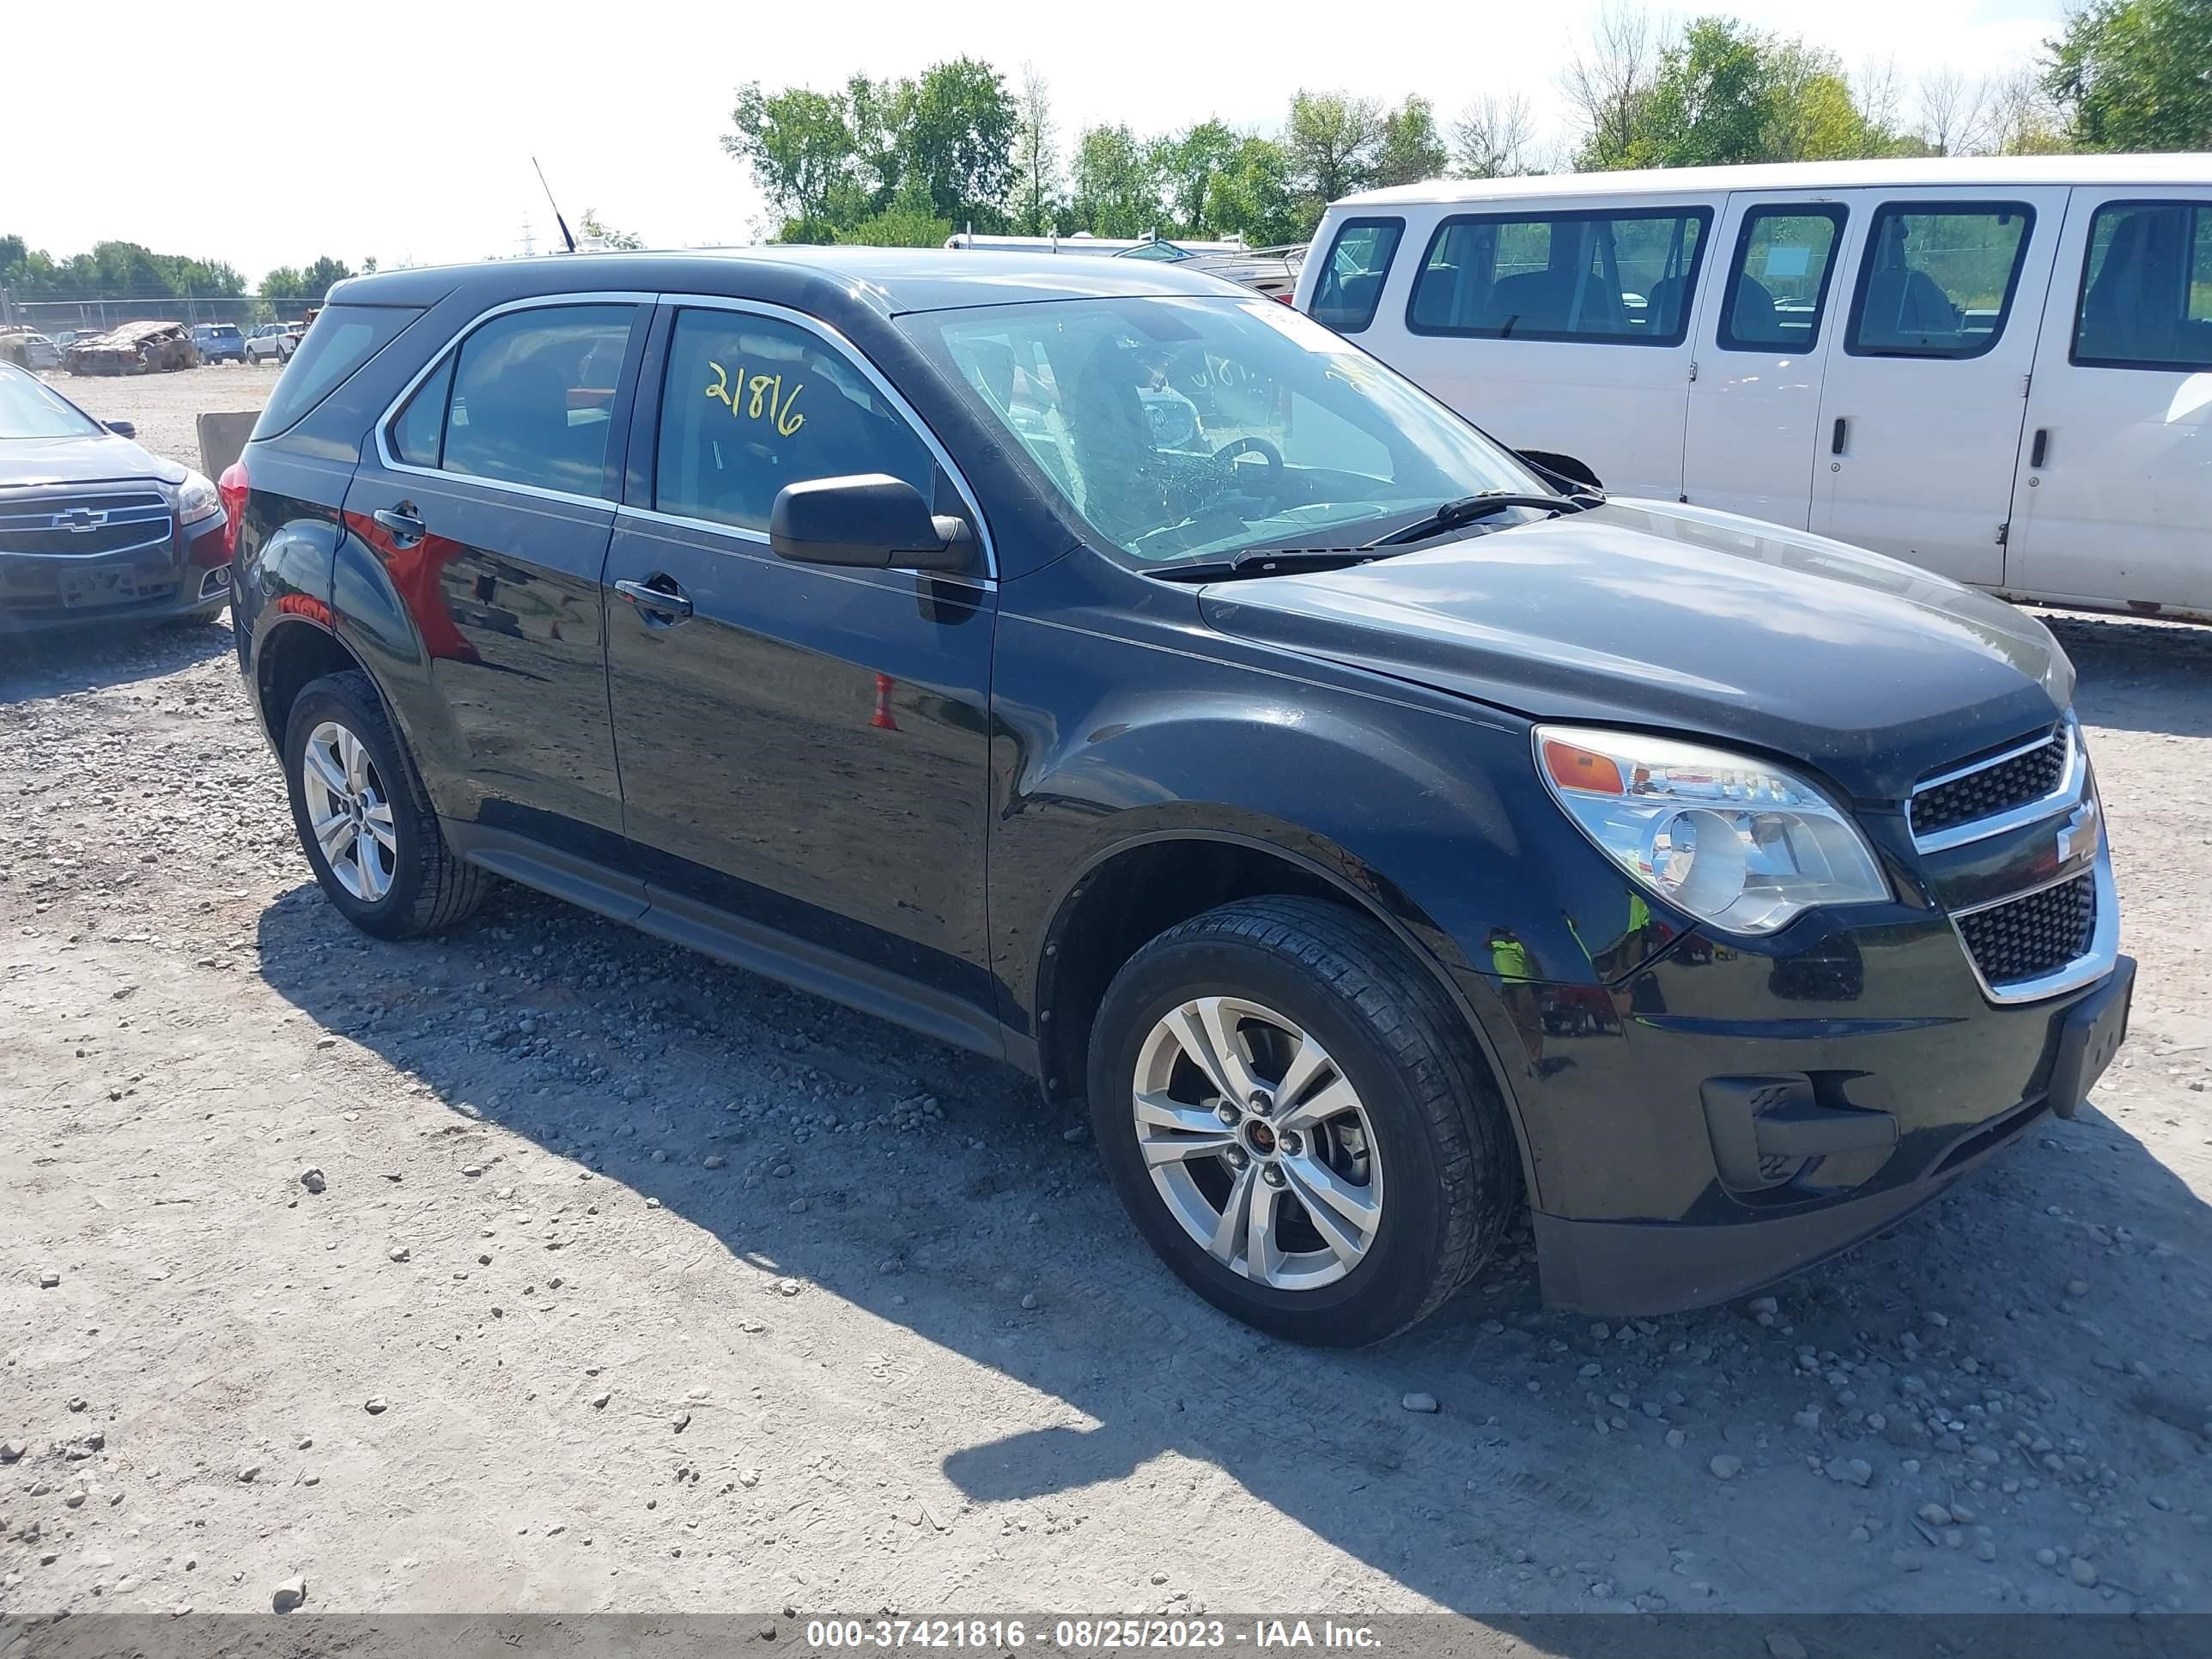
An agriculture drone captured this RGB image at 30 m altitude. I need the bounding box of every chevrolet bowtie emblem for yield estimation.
[2057,795,2101,864]
[58,507,107,532]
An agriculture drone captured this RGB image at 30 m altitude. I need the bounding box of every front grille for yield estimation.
[1911,728,2068,838]
[0,490,173,557]
[1957,872,2097,989]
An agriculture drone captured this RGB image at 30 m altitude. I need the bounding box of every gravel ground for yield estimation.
[3,366,2209,1620]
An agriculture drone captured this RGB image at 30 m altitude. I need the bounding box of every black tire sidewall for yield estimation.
[1090,932,1455,1345]
[281,679,428,934]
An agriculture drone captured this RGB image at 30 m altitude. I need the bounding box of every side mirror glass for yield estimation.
[769,473,971,573]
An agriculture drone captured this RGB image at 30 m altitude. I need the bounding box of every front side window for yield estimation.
[654,308,934,535]
[1407,207,1710,344]
[900,294,1548,566]
[1846,203,2035,360]
[2074,199,2212,371]
[413,304,635,497]
[1310,217,1404,333]
[1719,205,1845,352]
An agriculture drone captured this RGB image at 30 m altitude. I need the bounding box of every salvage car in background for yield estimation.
[245,321,301,364]
[0,362,233,634]
[225,249,2130,1345]
[191,322,249,364]
[1299,154,2212,624]
[62,319,199,375]
[0,327,63,371]
[1115,237,1309,298]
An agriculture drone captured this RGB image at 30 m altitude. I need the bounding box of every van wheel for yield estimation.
[282,670,489,940]
[1088,896,1518,1346]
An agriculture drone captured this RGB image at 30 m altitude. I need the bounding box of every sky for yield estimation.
[0,0,2067,287]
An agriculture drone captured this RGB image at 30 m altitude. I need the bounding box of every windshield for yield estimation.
[0,367,102,439]
[900,295,1547,564]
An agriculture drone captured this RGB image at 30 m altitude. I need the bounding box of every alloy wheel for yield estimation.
[300,720,398,902]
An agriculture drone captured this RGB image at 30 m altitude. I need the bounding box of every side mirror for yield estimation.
[769,473,972,573]
[104,420,137,439]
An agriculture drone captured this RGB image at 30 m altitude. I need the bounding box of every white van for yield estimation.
[1297,157,2212,624]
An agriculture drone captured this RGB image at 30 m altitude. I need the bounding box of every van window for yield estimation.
[1845,203,2035,360]
[1407,208,1710,345]
[2073,199,2212,372]
[1719,206,1845,352]
[428,305,635,498]
[1310,218,1404,333]
[654,307,935,536]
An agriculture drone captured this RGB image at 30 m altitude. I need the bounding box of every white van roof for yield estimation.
[1335,154,2212,211]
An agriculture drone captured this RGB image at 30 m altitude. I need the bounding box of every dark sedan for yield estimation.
[0,363,234,635]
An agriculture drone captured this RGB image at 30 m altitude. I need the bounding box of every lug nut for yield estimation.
[1225,1147,1249,1170]
[1278,1131,1303,1156]
[1217,1103,1241,1127]
[1247,1089,1273,1118]
[1261,1164,1287,1188]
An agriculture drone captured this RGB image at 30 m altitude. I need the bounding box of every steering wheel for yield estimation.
[1212,434,1285,483]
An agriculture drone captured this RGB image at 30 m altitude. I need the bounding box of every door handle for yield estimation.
[1830,416,1849,456]
[373,504,427,546]
[2030,428,2049,469]
[614,575,694,623]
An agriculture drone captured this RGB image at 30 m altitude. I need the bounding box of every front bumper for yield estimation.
[0,518,232,635]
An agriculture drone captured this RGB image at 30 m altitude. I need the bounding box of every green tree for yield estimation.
[1452,93,1541,177]
[1070,124,1166,238]
[1152,119,1240,235]
[1009,64,1061,235]
[2045,0,2211,150]
[579,210,644,250]
[724,82,854,240]
[1201,136,1305,246]
[1375,96,1449,188]
[1285,90,1382,210]
[842,179,956,247]
[896,57,1017,228]
[1632,17,1775,166]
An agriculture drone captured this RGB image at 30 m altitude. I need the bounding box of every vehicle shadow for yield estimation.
[0,611,233,704]
[252,876,2212,1615]
[2043,611,2212,739]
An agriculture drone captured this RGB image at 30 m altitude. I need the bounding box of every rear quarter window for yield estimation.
[252,304,422,438]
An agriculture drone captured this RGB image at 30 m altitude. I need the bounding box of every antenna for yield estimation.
[532,157,579,254]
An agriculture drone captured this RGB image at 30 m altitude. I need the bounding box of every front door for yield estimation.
[1811,187,2069,587]
[1680,192,1855,526]
[339,299,646,868]
[2008,189,2212,617]
[604,301,1000,1048]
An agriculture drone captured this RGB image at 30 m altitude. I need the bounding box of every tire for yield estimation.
[1088,896,1519,1346]
[281,669,489,940]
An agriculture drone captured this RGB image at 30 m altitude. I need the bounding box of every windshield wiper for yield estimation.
[1149,546,1391,584]
[1357,491,1583,550]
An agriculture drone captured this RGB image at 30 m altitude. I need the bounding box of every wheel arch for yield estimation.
[1030,823,1539,1204]
[252,614,368,748]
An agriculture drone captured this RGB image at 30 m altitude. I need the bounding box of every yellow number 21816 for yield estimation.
[704,360,806,438]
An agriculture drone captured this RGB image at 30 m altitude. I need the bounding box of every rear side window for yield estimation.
[1846,202,2035,360]
[1718,205,1846,352]
[409,305,637,498]
[653,307,934,536]
[2074,199,2212,371]
[1310,218,1403,333]
[253,303,419,436]
[1407,207,1710,344]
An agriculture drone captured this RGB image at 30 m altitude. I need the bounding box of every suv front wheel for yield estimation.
[1088,896,1520,1346]
[281,670,489,939]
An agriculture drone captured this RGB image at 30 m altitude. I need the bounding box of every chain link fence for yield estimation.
[0,290,317,336]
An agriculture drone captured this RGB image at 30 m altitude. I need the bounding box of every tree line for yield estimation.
[0,236,367,319]
[726,0,2211,248]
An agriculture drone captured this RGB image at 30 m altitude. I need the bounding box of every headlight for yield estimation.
[1534,726,1890,936]
[177,469,221,526]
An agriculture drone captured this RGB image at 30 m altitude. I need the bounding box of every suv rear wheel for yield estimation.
[282,670,489,939]
[1088,896,1519,1346]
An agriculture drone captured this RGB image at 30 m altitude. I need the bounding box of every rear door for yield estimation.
[1366,197,1713,501]
[1811,187,2067,586]
[339,296,647,869]
[2007,188,2212,617]
[1680,191,1856,526]
[602,299,1000,1048]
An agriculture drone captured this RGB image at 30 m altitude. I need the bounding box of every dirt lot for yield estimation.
[4,366,2209,1620]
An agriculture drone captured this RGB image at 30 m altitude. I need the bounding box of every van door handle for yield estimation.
[373,505,426,546]
[614,575,694,624]
[1830,416,1848,456]
[2030,428,2049,469]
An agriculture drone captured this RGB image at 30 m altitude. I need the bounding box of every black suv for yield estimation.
[228,251,2131,1346]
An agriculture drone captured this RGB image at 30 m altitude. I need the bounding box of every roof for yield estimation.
[1335,153,2212,211]
[329,245,1253,318]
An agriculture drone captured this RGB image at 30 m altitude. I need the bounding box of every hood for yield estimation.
[0,433,186,491]
[1199,499,2072,802]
